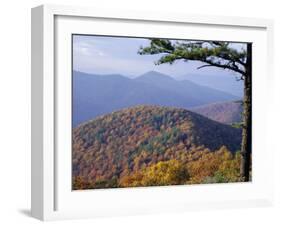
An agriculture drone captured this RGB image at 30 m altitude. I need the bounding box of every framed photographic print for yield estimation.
[31,4,274,221]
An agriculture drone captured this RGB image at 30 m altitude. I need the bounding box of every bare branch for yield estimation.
[201,59,246,75]
[197,64,213,69]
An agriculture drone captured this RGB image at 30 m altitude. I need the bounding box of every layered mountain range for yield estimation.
[73,70,241,127]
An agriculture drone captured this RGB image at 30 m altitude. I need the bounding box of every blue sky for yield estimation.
[73,35,246,80]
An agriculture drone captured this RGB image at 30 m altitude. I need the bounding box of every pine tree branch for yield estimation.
[138,39,248,76]
[196,60,246,75]
[197,64,213,69]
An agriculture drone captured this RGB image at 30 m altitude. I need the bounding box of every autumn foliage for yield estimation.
[119,160,190,187]
[72,105,243,189]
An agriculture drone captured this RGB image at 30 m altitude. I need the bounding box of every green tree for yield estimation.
[138,40,252,181]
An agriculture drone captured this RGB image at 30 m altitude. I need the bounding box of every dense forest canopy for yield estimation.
[72,105,244,189]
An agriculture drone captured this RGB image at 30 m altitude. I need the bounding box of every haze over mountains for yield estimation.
[174,73,243,97]
[73,70,240,127]
[191,101,243,124]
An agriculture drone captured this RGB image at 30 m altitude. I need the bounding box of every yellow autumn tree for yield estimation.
[119,159,189,187]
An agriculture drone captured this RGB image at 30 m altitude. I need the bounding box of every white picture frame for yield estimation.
[31,4,274,221]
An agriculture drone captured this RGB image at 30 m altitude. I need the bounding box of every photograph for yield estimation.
[71,35,252,190]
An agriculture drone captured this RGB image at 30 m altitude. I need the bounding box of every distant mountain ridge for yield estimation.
[73,70,239,127]
[191,101,243,124]
[175,73,243,97]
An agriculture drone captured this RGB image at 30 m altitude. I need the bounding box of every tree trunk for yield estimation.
[240,43,252,182]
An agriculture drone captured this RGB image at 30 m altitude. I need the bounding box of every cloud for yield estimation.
[73,52,154,76]
[73,41,106,57]
[72,35,244,78]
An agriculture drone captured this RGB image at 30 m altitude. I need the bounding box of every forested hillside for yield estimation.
[72,105,243,189]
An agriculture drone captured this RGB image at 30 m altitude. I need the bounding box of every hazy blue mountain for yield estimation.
[136,71,239,104]
[174,73,243,97]
[73,70,239,127]
[190,100,243,124]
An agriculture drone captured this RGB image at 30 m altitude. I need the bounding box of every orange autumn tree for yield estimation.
[187,146,240,183]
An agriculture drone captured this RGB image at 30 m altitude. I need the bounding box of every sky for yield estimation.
[72,34,246,80]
